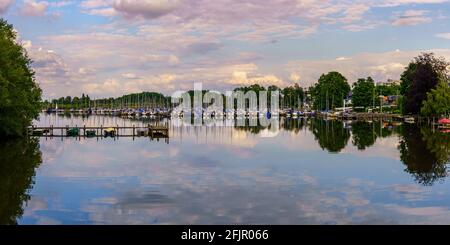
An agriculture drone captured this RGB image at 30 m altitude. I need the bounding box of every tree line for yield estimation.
[1,15,449,138]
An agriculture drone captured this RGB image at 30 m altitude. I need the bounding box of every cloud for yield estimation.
[80,0,110,9]
[391,10,432,26]
[227,64,285,87]
[0,0,14,14]
[436,33,450,39]
[85,7,116,16]
[50,0,75,8]
[19,0,48,17]
[83,78,121,94]
[379,0,450,7]
[286,49,450,86]
[185,41,222,55]
[121,73,138,79]
[289,72,301,83]
[112,0,178,19]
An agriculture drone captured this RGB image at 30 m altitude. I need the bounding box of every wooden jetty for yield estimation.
[27,123,169,141]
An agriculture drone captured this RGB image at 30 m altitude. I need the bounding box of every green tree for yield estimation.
[420,78,450,117]
[0,19,42,137]
[377,83,400,96]
[310,118,350,153]
[400,53,449,115]
[311,71,350,111]
[398,124,448,186]
[282,83,304,109]
[351,121,377,150]
[352,77,375,109]
[0,138,42,224]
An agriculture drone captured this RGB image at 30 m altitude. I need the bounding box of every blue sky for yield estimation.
[1,0,450,99]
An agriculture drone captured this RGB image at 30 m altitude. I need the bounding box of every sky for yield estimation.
[1,0,450,99]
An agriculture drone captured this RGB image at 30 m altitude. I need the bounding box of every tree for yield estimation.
[400,53,449,115]
[420,78,450,117]
[352,77,375,109]
[310,118,350,153]
[0,138,41,224]
[398,124,448,186]
[352,121,377,150]
[0,19,42,137]
[377,83,400,96]
[310,71,350,111]
[282,83,304,109]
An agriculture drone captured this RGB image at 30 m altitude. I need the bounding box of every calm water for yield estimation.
[1,113,450,224]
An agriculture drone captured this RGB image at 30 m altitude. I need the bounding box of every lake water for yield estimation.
[1,113,450,224]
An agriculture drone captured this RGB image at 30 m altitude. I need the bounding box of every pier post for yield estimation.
[133,124,135,140]
[100,125,103,139]
[83,125,86,137]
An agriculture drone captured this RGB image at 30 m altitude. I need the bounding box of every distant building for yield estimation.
[377,79,400,86]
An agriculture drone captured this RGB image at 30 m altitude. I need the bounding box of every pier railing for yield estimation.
[27,123,169,142]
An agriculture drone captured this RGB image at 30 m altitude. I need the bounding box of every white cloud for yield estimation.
[286,49,450,86]
[80,0,110,9]
[436,33,450,39]
[84,7,116,16]
[0,0,14,14]
[336,57,351,61]
[391,10,432,26]
[83,78,121,94]
[50,1,75,8]
[226,64,285,87]
[121,73,138,79]
[20,0,48,17]
[112,0,178,19]
[289,72,301,83]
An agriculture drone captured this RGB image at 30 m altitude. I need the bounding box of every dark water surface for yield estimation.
[2,113,450,224]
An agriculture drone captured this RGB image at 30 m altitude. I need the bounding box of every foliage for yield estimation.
[0,138,42,224]
[310,118,350,153]
[420,78,450,117]
[398,124,448,186]
[377,83,400,96]
[281,83,304,109]
[46,92,169,109]
[310,71,350,111]
[352,77,375,108]
[400,53,449,115]
[0,19,42,137]
[352,121,377,150]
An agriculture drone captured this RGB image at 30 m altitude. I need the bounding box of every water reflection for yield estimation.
[399,125,450,186]
[230,118,450,186]
[0,138,42,224]
[310,119,350,153]
[8,114,450,224]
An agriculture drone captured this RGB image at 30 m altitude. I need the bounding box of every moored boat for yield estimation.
[66,128,79,136]
[104,128,116,137]
[404,117,415,124]
[86,130,96,137]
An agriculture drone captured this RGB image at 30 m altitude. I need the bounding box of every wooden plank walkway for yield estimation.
[27,123,169,141]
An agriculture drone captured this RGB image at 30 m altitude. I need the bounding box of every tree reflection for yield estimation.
[398,125,449,186]
[351,121,377,150]
[310,119,350,153]
[281,118,306,134]
[0,138,42,224]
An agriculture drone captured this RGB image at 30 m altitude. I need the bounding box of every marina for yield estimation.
[3,113,448,225]
[28,124,170,139]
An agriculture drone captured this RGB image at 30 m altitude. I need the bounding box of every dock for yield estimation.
[27,123,169,143]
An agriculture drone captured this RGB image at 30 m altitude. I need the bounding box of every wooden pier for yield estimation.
[27,123,169,142]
